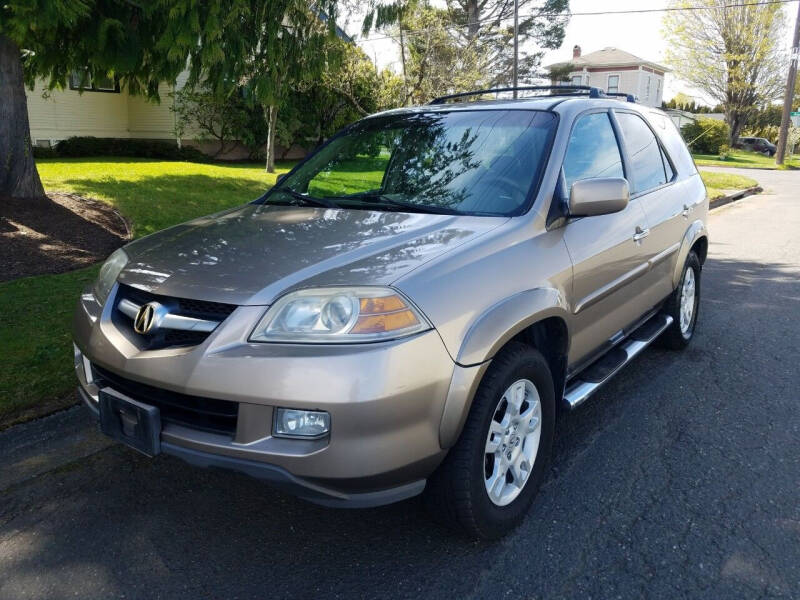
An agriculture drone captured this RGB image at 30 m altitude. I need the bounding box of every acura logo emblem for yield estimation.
[133,303,157,334]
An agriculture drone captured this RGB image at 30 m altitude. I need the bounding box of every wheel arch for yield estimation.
[439,289,570,448]
[673,220,707,288]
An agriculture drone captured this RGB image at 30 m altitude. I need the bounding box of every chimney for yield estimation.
[573,45,581,59]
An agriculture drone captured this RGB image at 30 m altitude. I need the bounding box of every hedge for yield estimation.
[33,137,208,162]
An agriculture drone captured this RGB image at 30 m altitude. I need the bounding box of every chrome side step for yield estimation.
[563,314,674,410]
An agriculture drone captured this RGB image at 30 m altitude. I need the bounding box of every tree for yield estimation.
[1,1,187,198]
[663,0,786,145]
[445,0,569,86]
[363,0,569,94]
[1,0,341,201]
[548,62,574,84]
[164,1,339,172]
[172,88,250,158]
[403,6,484,103]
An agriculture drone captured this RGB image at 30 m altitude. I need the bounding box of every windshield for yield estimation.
[265,110,557,216]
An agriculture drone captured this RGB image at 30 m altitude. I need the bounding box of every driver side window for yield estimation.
[563,112,624,193]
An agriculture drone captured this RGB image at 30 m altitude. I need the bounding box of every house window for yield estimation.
[645,76,651,100]
[655,78,662,103]
[69,70,120,93]
[571,75,583,86]
[607,75,620,94]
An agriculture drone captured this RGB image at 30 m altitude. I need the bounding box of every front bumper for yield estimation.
[74,285,460,507]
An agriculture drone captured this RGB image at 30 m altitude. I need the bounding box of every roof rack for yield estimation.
[428,85,605,105]
[605,92,637,103]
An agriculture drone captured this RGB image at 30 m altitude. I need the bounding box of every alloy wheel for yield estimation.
[483,378,542,507]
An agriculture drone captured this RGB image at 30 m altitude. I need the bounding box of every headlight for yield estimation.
[93,248,128,305]
[250,287,431,343]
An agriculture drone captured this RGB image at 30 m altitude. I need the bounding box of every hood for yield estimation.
[117,203,506,305]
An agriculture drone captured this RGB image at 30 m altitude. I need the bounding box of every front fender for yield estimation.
[456,287,570,366]
[438,288,570,448]
[672,220,707,288]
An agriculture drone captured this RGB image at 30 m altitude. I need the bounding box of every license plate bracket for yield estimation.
[99,389,161,456]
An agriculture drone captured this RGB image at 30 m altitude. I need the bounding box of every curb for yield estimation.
[709,186,762,210]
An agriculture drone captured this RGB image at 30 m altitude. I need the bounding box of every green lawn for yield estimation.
[693,150,800,170]
[698,170,759,200]
[1,158,295,425]
[37,157,295,237]
[307,155,389,197]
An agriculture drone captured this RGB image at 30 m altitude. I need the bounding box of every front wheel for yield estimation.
[424,342,555,539]
[661,251,701,349]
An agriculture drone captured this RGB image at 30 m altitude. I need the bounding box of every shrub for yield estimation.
[53,137,209,162]
[718,144,731,160]
[681,117,730,154]
[32,146,58,159]
[741,125,779,144]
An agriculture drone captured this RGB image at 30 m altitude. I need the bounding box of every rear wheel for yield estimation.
[425,342,555,539]
[661,251,701,349]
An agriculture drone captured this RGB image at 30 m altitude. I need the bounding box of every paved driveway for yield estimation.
[1,169,798,599]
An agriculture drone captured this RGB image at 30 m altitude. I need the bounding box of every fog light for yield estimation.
[274,408,330,439]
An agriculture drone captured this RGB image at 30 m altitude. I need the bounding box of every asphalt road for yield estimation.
[2,169,799,599]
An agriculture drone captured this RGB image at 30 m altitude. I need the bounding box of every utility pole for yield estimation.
[776,0,800,165]
[399,26,410,106]
[512,0,519,98]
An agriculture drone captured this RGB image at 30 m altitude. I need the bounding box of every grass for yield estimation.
[37,158,295,237]
[692,150,800,170]
[698,170,758,200]
[307,155,388,197]
[1,158,296,424]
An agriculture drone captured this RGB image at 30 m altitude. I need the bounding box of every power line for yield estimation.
[356,0,799,44]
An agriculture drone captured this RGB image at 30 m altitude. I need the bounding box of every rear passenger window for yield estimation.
[563,112,624,192]
[616,112,668,194]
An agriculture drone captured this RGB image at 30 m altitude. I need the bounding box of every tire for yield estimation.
[661,251,701,350]
[424,342,555,540]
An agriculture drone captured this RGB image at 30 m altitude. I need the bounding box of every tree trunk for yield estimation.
[0,34,45,199]
[728,110,743,147]
[264,104,278,173]
[466,0,480,41]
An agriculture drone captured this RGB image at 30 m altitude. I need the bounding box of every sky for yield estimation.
[341,0,799,106]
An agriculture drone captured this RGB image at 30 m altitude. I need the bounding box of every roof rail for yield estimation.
[428,85,605,105]
[605,92,637,103]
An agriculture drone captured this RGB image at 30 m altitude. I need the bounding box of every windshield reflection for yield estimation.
[266,110,556,217]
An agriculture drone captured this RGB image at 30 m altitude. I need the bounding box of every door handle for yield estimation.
[682,204,692,218]
[633,226,650,242]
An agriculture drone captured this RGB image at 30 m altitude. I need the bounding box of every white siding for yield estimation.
[127,81,177,139]
[27,77,189,144]
[27,82,130,144]
[563,68,664,107]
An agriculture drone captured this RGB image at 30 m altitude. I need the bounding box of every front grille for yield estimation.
[113,284,237,350]
[120,285,236,320]
[92,364,239,436]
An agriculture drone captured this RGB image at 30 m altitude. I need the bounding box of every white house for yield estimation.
[547,46,670,108]
[26,11,352,157]
[27,73,186,150]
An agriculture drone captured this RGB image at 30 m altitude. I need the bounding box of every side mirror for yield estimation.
[569,177,630,217]
[276,173,287,185]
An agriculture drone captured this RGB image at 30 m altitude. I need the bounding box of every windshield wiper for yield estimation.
[329,192,460,215]
[274,188,341,209]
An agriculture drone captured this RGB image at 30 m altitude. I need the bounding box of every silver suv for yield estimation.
[74,87,707,539]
